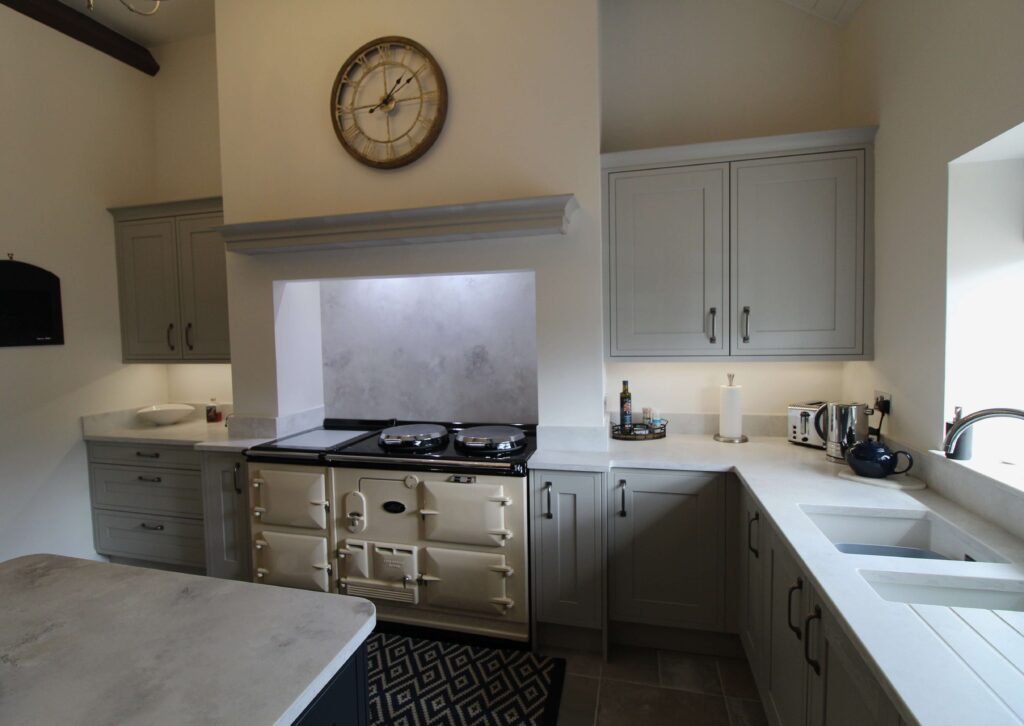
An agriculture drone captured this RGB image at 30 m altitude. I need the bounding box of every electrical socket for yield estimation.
[874,390,892,415]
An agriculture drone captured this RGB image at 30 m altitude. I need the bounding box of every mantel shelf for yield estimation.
[217,194,579,254]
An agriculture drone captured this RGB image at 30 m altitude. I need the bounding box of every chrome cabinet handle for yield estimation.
[618,479,627,517]
[167,323,176,351]
[137,475,162,483]
[804,605,823,675]
[233,462,242,495]
[139,522,165,531]
[708,307,718,344]
[742,306,751,343]
[787,578,804,640]
[747,511,759,558]
[185,322,194,351]
[135,451,160,459]
[543,482,553,519]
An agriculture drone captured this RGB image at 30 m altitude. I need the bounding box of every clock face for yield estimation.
[330,36,448,169]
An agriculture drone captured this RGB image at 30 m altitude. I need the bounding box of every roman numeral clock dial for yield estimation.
[331,36,448,169]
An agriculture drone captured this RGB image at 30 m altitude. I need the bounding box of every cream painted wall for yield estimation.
[215,0,605,443]
[0,7,167,562]
[601,0,843,152]
[600,0,846,418]
[839,0,1024,451]
[945,159,1024,462]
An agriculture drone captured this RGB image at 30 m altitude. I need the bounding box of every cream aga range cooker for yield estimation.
[244,420,535,641]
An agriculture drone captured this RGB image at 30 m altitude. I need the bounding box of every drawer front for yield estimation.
[88,442,201,470]
[93,511,205,567]
[90,465,202,518]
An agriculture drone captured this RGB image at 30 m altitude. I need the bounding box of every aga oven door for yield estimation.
[253,530,332,592]
[251,466,329,530]
[421,547,515,616]
[420,480,512,547]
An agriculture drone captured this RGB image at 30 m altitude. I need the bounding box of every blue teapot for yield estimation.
[845,440,913,479]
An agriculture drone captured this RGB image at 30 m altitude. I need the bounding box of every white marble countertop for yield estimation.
[531,436,1024,725]
[82,407,267,452]
[0,555,375,726]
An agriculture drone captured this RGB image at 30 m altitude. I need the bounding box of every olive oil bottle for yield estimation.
[620,380,633,433]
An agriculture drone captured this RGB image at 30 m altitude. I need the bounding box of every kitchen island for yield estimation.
[0,554,375,725]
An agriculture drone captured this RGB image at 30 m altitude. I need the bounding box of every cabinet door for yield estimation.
[765,528,809,726]
[731,151,864,355]
[201,453,251,580]
[610,469,725,628]
[806,591,901,726]
[738,485,768,684]
[177,213,230,361]
[533,471,602,628]
[609,164,728,356]
[116,219,181,360]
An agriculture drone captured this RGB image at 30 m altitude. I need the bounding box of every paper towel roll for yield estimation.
[719,374,743,439]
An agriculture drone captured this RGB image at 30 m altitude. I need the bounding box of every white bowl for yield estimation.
[137,403,195,426]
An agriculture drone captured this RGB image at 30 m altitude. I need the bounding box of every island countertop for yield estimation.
[0,554,375,725]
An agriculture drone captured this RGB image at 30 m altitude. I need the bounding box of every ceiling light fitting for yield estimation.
[86,0,162,16]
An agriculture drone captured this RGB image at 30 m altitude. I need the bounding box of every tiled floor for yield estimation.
[547,645,768,726]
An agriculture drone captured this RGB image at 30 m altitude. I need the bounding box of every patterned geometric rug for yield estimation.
[366,630,565,725]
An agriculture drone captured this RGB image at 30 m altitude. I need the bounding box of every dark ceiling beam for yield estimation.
[1,0,159,76]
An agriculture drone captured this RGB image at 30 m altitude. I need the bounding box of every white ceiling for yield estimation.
[55,0,213,48]
[777,0,864,25]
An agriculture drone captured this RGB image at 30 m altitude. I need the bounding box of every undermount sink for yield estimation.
[862,570,1024,611]
[800,504,1007,563]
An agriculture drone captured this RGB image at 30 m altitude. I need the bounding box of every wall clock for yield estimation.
[330,36,448,169]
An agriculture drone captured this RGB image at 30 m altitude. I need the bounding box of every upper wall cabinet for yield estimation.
[603,128,875,360]
[110,198,230,363]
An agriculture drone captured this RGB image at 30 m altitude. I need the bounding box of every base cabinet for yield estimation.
[765,528,809,726]
[610,469,725,629]
[201,453,251,580]
[531,470,603,629]
[738,485,768,682]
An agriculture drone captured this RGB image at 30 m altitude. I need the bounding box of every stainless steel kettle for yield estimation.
[814,402,873,463]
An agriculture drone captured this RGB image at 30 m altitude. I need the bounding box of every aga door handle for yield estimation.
[741,306,751,343]
[804,605,823,675]
[543,482,553,519]
[708,307,718,344]
[747,511,759,558]
[167,323,176,351]
[618,479,627,517]
[787,578,804,640]
[185,322,194,351]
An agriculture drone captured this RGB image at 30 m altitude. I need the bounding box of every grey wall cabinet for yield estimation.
[608,164,728,356]
[737,484,768,683]
[88,442,205,571]
[609,469,726,629]
[531,470,603,629]
[603,128,874,360]
[111,198,229,362]
[732,151,864,355]
[201,452,251,581]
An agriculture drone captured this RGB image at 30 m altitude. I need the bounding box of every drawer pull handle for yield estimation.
[166,323,175,351]
[787,577,804,640]
[804,605,823,675]
[139,522,165,531]
[137,476,162,483]
[185,322,194,351]
[618,479,627,517]
[742,306,752,343]
[135,451,160,459]
[747,511,760,558]
[543,482,553,519]
[233,462,242,495]
[708,306,718,344]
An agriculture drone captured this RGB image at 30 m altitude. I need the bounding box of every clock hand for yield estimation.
[369,75,407,114]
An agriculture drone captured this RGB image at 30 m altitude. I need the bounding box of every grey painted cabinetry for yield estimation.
[608,164,728,355]
[765,527,810,726]
[531,470,603,629]
[609,469,726,629]
[201,452,251,580]
[88,442,205,571]
[111,198,229,362]
[604,129,874,359]
[738,485,768,682]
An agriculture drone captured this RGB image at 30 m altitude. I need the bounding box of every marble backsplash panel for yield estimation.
[320,272,538,423]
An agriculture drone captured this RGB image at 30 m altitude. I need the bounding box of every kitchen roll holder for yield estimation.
[715,373,748,444]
